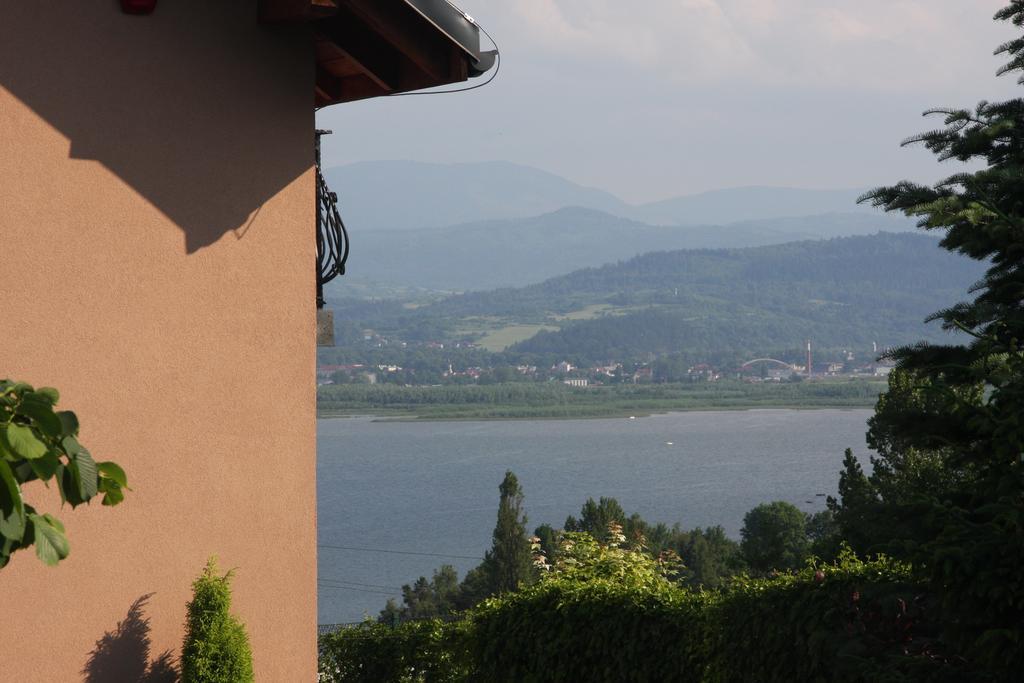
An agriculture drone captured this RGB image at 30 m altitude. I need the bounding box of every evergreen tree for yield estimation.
[827,448,880,553]
[532,523,560,564]
[564,496,626,542]
[483,471,533,595]
[848,2,1024,671]
[454,563,491,611]
[378,565,461,624]
[180,559,253,683]
[378,598,403,627]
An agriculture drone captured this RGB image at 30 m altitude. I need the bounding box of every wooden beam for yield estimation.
[316,10,414,92]
[316,36,393,92]
[316,65,390,104]
[315,64,345,102]
[340,0,451,82]
[259,0,337,24]
[449,43,468,83]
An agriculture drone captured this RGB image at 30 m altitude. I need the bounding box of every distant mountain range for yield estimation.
[326,206,913,293]
[324,160,878,231]
[325,161,625,230]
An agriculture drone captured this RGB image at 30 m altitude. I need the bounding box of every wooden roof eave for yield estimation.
[259,0,491,107]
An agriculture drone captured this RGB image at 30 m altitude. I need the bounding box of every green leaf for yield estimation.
[27,451,60,482]
[44,513,65,534]
[57,411,79,437]
[18,398,63,437]
[0,459,26,540]
[59,463,85,507]
[102,487,125,507]
[1,536,15,568]
[0,433,16,462]
[97,461,128,489]
[28,513,69,566]
[11,461,34,482]
[74,449,98,500]
[61,435,82,457]
[2,423,48,460]
[35,387,59,405]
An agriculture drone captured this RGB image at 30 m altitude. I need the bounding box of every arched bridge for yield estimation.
[739,358,796,369]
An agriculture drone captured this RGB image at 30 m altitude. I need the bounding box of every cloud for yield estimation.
[506,0,756,77]
[476,0,1013,90]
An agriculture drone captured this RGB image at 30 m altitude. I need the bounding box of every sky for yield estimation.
[316,0,1021,204]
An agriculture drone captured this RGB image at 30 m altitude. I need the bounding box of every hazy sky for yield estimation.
[317,0,1021,203]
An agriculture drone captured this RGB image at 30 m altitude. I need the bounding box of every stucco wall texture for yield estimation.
[1,3,317,681]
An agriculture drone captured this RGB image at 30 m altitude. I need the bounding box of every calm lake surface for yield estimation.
[317,409,873,624]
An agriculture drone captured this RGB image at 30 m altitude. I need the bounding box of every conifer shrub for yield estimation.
[181,558,254,683]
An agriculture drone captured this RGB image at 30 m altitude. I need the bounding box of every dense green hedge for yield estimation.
[319,551,987,682]
[319,619,470,683]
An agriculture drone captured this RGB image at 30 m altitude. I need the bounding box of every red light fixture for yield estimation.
[121,0,157,15]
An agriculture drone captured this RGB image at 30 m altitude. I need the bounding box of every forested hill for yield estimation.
[426,232,987,360]
[326,207,911,292]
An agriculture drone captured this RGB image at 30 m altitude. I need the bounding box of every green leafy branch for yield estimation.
[0,379,128,568]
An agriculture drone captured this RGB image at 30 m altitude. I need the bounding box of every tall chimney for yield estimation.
[806,340,812,377]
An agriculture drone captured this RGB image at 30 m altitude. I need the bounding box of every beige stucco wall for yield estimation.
[1,2,317,681]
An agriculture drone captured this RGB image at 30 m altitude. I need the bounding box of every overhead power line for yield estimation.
[318,578,404,591]
[317,583,397,596]
[318,543,484,561]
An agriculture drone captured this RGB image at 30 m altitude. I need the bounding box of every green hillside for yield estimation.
[504,232,981,359]
[324,232,985,364]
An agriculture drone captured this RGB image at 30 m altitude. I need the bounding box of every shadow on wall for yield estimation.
[83,594,180,683]
[0,1,312,253]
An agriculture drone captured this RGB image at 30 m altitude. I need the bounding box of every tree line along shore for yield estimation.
[316,378,885,420]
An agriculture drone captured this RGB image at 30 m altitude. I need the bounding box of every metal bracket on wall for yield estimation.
[315,129,348,346]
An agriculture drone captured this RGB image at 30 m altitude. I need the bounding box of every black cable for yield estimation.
[318,578,404,591]
[313,11,499,112]
[319,543,484,561]
[317,583,397,596]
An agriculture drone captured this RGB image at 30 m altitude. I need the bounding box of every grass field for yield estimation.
[454,305,634,349]
[552,304,617,321]
[477,324,560,351]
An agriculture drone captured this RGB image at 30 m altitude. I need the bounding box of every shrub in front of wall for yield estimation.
[181,558,254,683]
[318,618,470,683]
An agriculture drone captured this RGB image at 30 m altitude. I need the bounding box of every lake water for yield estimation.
[317,409,873,624]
